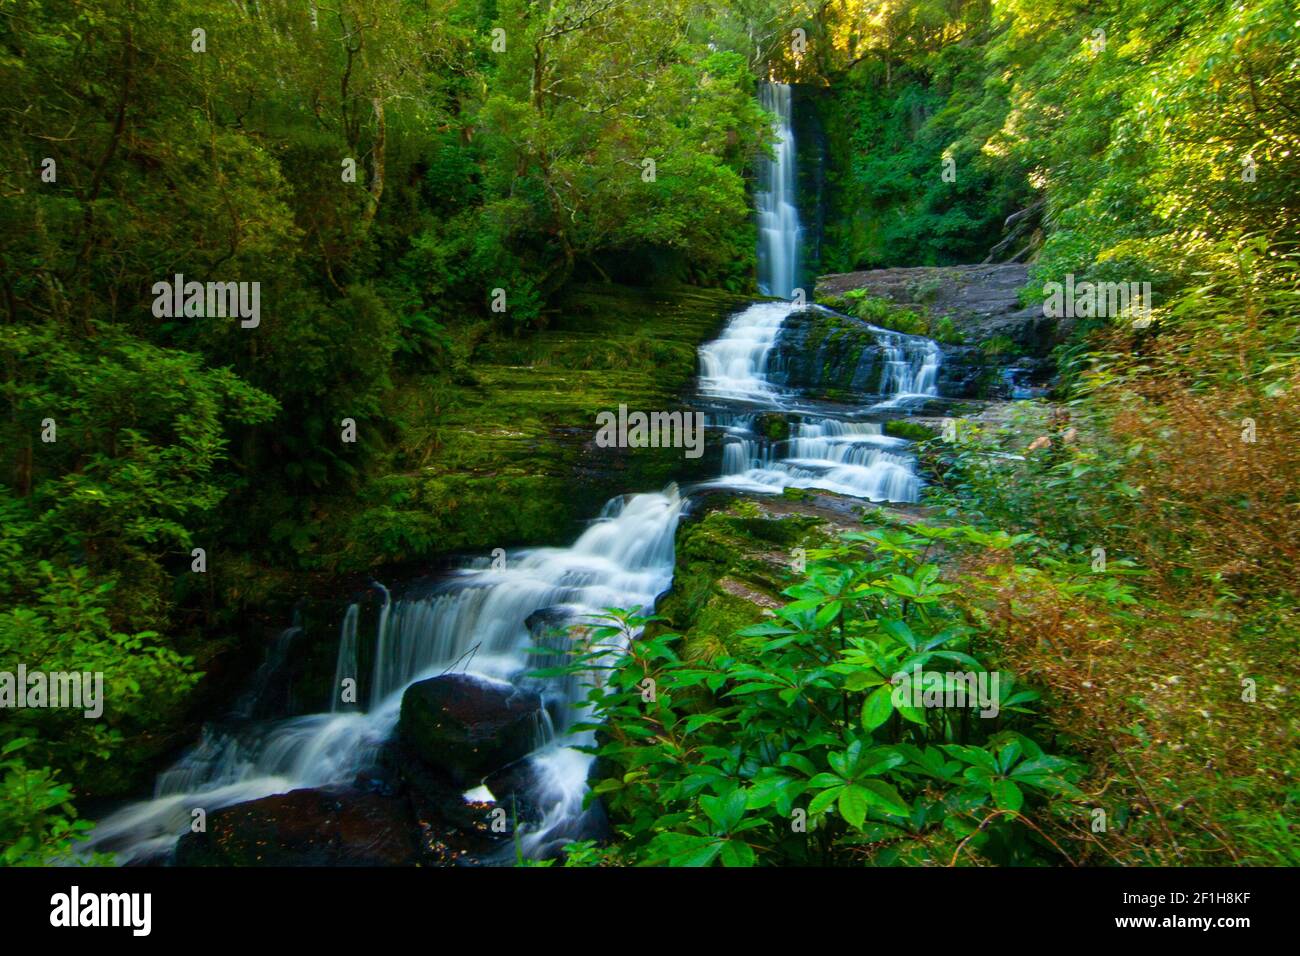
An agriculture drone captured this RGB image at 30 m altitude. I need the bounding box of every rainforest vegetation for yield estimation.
[2,0,1297,866]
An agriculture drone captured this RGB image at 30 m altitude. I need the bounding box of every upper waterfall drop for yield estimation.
[756,82,802,299]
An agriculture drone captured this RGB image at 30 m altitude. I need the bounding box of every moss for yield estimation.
[309,284,746,570]
[930,315,965,345]
[650,501,832,661]
[754,412,790,441]
[686,587,770,661]
[980,334,1020,358]
[884,419,940,442]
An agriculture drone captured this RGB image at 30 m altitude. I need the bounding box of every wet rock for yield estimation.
[753,412,791,441]
[767,307,887,395]
[483,759,545,825]
[398,673,544,784]
[381,739,507,865]
[173,787,418,866]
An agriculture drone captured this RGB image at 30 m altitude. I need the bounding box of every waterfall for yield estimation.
[874,332,942,408]
[83,490,686,864]
[84,83,947,867]
[330,604,359,713]
[756,83,801,299]
[697,301,791,402]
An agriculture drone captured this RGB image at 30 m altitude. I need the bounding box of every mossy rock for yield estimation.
[754,412,791,441]
[651,500,832,661]
[884,419,939,442]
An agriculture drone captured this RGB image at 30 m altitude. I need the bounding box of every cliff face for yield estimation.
[794,263,1073,399]
[817,263,1065,351]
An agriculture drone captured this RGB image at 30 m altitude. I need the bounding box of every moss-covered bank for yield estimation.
[651,490,932,660]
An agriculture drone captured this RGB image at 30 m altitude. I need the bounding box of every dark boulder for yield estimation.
[767,308,886,396]
[379,739,507,865]
[398,674,543,783]
[174,787,418,866]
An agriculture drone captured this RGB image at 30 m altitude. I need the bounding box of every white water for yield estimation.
[84,82,942,865]
[713,414,922,501]
[84,491,685,863]
[756,83,801,299]
[697,300,792,403]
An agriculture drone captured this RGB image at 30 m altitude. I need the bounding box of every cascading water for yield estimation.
[697,300,792,403]
[84,491,686,863]
[84,81,944,866]
[756,83,801,299]
[710,414,923,501]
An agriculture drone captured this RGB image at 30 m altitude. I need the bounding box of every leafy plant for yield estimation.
[544,524,1085,866]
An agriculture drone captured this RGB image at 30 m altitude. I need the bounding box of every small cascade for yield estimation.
[708,413,922,502]
[697,301,792,403]
[231,624,299,721]
[330,604,359,713]
[85,490,686,864]
[873,331,942,408]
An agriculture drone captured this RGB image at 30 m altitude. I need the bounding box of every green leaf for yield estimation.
[808,786,843,815]
[719,839,755,868]
[992,780,1024,813]
[861,685,895,731]
[839,785,869,828]
[860,779,910,816]
[880,617,919,650]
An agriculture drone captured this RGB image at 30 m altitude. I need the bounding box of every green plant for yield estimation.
[0,739,107,866]
[542,524,1085,866]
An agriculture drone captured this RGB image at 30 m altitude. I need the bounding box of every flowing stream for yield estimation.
[84,82,941,864]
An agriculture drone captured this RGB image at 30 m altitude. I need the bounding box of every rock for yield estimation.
[753,412,791,441]
[767,307,887,395]
[398,674,543,783]
[815,263,1073,359]
[380,739,507,865]
[174,788,418,866]
[483,759,545,825]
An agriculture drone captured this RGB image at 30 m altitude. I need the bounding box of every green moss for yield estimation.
[980,334,1020,359]
[884,419,940,442]
[651,501,832,661]
[930,315,964,345]
[309,285,745,570]
[754,413,790,441]
[687,587,770,661]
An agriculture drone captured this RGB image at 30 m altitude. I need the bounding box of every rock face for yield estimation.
[767,307,887,396]
[174,788,419,866]
[797,263,1072,398]
[816,263,1071,357]
[398,674,543,784]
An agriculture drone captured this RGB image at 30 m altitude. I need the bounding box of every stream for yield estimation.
[83,82,947,865]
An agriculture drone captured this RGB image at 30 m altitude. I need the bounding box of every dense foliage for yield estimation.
[0,0,768,859]
[2,0,1295,866]
[552,526,1095,866]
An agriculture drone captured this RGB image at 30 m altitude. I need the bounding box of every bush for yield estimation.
[545,524,1088,866]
